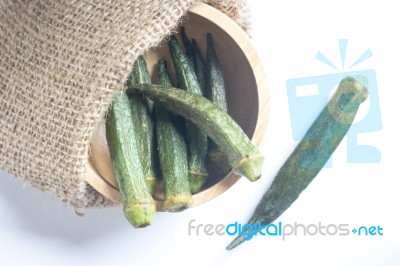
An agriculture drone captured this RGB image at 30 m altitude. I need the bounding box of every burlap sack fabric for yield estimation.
[0,0,250,208]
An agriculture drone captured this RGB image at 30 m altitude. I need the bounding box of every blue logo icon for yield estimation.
[286,40,382,166]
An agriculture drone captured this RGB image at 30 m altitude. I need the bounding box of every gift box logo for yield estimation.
[286,40,382,166]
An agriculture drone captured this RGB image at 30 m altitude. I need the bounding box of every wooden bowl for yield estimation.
[85,3,269,210]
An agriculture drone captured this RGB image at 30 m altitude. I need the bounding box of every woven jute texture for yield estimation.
[0,0,250,208]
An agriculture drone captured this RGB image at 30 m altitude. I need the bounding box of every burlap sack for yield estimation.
[0,0,250,208]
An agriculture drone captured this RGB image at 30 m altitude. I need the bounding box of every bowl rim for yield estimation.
[84,2,269,210]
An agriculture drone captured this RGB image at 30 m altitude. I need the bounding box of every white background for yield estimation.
[1,0,399,265]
